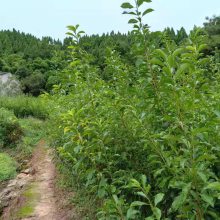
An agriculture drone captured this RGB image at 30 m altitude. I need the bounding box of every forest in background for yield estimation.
[0,15,219,96]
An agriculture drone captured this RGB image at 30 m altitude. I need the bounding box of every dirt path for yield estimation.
[1,140,76,220]
[24,140,57,219]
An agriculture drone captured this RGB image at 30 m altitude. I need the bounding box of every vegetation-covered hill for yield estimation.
[0,29,68,95]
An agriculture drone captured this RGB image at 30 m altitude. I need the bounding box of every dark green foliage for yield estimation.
[22,71,46,96]
[164,27,188,44]
[0,29,61,59]
[0,108,23,147]
[79,32,134,70]
[204,15,220,42]
[204,15,220,55]
[15,67,31,78]
[0,29,68,95]
[176,27,188,43]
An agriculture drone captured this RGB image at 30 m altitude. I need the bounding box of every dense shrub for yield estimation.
[47,3,220,219]
[0,96,48,120]
[0,108,23,147]
[22,71,46,96]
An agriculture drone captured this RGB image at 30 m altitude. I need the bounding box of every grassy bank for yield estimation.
[0,153,16,182]
[0,96,48,120]
[0,96,48,184]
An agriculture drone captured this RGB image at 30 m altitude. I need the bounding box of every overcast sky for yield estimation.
[0,0,219,40]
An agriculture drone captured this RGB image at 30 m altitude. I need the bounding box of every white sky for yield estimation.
[0,0,219,40]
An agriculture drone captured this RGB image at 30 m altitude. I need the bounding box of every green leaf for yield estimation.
[186,46,196,52]
[213,110,220,118]
[154,193,164,206]
[162,67,172,75]
[128,19,138,24]
[152,207,162,220]
[137,191,147,198]
[144,185,151,194]
[198,44,208,52]
[137,0,144,6]
[141,174,147,187]
[153,168,165,178]
[197,171,208,183]
[206,182,220,191]
[121,2,134,9]
[123,11,136,15]
[150,58,164,67]
[176,63,192,75]
[198,58,210,65]
[129,179,141,188]
[142,8,154,16]
[98,187,106,198]
[78,31,85,35]
[145,217,154,220]
[173,48,185,57]
[65,32,74,36]
[131,201,147,207]
[137,0,152,6]
[201,193,214,207]
[154,49,167,60]
[171,183,191,211]
[167,55,175,68]
[127,208,139,219]
[133,25,140,29]
[113,194,119,204]
[67,25,76,32]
